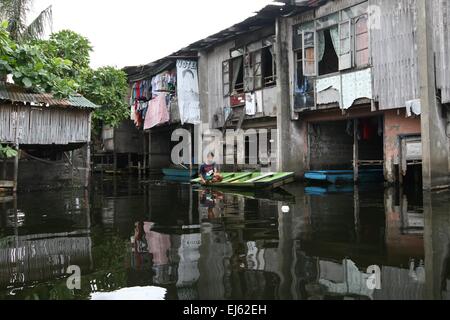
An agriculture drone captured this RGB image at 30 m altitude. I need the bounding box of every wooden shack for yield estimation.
[0,81,98,192]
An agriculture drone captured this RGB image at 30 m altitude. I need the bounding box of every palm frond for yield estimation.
[22,4,52,40]
[0,0,32,40]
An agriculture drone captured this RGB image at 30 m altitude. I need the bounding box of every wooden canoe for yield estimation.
[191,172,295,190]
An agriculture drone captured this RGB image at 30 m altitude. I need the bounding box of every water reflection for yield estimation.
[0,176,449,300]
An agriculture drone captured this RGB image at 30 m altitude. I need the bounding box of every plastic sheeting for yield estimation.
[316,68,373,109]
[177,60,201,125]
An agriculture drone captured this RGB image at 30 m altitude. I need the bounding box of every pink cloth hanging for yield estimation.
[144,94,170,130]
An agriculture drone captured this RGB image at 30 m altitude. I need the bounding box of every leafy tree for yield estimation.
[80,67,129,130]
[34,30,93,77]
[0,22,129,130]
[0,0,52,41]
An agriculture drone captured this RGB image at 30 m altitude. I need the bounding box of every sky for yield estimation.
[30,0,275,69]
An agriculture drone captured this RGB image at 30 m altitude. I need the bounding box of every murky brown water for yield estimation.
[0,175,449,300]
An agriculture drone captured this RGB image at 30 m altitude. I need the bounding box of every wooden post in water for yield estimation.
[353,119,359,183]
[189,125,193,178]
[128,153,132,174]
[13,105,19,193]
[85,113,92,188]
[1,159,6,181]
[143,132,147,176]
[113,152,118,175]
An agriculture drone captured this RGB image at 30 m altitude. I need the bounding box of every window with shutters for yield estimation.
[222,60,230,97]
[228,40,277,94]
[339,20,352,71]
[303,31,316,76]
[293,32,315,111]
[354,14,369,67]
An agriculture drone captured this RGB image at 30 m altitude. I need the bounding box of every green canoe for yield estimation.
[191,172,295,190]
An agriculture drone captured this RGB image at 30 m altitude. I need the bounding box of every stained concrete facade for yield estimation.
[275,0,450,189]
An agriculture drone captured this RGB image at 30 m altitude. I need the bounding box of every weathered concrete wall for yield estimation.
[384,109,421,183]
[309,121,354,170]
[276,17,308,177]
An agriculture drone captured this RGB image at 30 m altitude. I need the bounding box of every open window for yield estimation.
[262,46,276,87]
[231,56,244,94]
[293,31,315,111]
[243,45,276,92]
[318,27,339,76]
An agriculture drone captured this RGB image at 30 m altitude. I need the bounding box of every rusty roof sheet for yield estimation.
[0,82,99,109]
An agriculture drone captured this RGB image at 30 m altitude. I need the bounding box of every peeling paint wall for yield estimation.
[384,109,421,183]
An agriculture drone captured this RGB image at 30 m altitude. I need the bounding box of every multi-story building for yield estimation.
[124,0,450,190]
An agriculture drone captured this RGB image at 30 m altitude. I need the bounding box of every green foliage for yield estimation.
[80,67,129,130]
[34,30,92,76]
[1,23,129,129]
[0,21,79,97]
[0,144,18,158]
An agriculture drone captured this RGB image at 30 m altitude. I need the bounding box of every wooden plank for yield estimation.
[353,119,359,183]
[222,172,254,183]
[245,173,276,183]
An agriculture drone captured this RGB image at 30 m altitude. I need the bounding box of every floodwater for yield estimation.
[0,175,449,300]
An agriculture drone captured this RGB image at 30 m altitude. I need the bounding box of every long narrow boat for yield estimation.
[305,169,384,184]
[191,172,295,190]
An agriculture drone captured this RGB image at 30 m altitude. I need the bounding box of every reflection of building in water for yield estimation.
[131,222,175,286]
[176,233,201,300]
[385,188,424,261]
[271,185,431,300]
[197,228,233,300]
[0,193,93,290]
[0,231,92,288]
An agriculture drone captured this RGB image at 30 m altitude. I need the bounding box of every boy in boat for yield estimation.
[199,152,223,185]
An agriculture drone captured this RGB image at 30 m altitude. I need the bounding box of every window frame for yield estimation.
[222,60,230,97]
[293,1,370,82]
[353,14,370,68]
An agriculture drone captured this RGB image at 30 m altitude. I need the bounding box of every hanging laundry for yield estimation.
[144,94,170,130]
[245,93,256,116]
[256,91,263,114]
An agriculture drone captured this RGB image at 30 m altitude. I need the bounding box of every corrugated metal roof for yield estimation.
[123,2,330,82]
[0,82,99,109]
